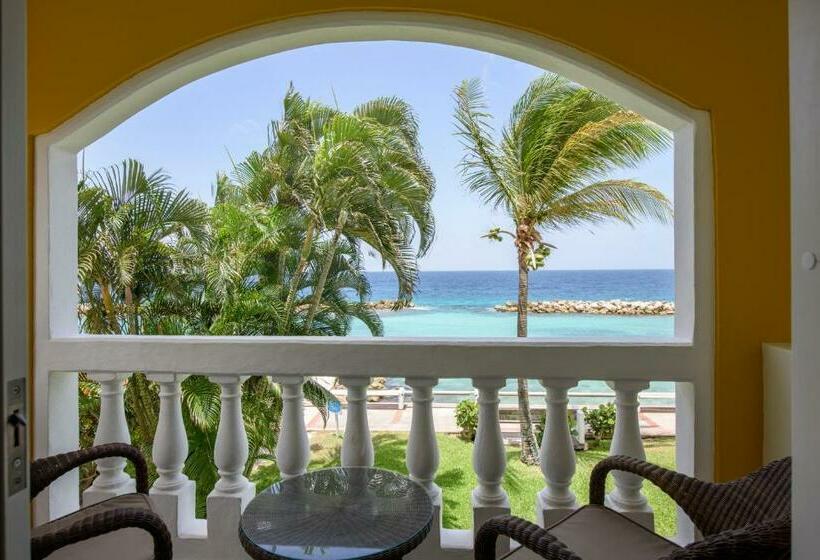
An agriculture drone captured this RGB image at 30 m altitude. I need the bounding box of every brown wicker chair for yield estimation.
[476,455,791,560]
[30,443,173,560]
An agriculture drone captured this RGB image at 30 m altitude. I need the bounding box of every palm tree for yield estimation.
[202,183,384,337]
[454,74,673,465]
[234,86,435,329]
[78,159,210,439]
[76,160,343,510]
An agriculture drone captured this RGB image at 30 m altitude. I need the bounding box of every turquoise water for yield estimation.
[349,270,676,405]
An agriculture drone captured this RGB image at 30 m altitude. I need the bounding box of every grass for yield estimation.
[252,432,678,536]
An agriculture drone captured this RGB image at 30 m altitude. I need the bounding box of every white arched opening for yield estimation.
[33,11,713,547]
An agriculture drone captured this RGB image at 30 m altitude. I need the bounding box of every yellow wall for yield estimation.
[27,0,790,480]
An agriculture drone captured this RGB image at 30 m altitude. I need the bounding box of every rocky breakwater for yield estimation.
[493,299,674,315]
[366,299,415,310]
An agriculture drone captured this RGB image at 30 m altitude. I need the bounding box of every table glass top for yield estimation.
[240,467,434,560]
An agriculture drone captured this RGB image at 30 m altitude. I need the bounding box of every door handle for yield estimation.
[7,410,26,447]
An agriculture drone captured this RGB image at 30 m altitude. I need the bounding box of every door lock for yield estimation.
[6,378,27,496]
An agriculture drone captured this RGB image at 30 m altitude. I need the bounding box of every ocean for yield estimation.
[349,269,676,406]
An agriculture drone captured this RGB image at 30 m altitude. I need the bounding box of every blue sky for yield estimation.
[83,41,674,271]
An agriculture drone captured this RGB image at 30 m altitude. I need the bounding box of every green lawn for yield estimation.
[252,432,677,536]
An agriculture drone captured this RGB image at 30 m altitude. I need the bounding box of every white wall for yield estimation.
[789,1,820,558]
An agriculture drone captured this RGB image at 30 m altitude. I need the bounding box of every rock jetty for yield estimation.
[366,299,415,310]
[493,300,674,315]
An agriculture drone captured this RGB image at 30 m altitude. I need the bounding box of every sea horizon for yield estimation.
[351,268,676,404]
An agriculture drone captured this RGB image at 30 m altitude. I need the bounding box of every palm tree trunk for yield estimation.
[517,243,540,465]
[283,218,316,330]
[98,280,121,334]
[123,287,158,444]
[305,212,347,331]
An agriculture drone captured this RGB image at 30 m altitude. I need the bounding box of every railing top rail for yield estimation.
[43,335,702,382]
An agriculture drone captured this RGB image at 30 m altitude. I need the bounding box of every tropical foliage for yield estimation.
[454,73,672,464]
[77,86,434,512]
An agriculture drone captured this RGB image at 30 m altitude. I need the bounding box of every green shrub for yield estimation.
[583,402,616,442]
[455,399,478,441]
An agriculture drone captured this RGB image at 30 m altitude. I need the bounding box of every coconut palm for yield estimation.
[454,74,673,464]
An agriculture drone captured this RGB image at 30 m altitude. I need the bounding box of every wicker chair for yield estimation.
[30,443,173,560]
[476,455,791,560]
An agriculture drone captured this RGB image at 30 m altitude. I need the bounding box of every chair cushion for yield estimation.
[503,505,681,560]
[32,493,157,560]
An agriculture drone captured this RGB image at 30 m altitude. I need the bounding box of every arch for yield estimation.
[38,11,713,347]
[46,12,699,149]
[33,12,713,536]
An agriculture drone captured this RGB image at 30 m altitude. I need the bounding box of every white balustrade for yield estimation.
[406,378,441,554]
[340,376,374,467]
[83,372,135,505]
[206,375,255,556]
[69,369,681,559]
[471,377,509,549]
[273,376,310,479]
[147,373,196,537]
[605,380,654,528]
[537,379,579,526]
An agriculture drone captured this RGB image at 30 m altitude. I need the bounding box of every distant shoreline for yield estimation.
[366,298,675,315]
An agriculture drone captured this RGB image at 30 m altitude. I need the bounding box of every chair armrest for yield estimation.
[666,518,790,560]
[30,443,149,499]
[31,507,172,560]
[589,455,713,506]
[475,515,582,560]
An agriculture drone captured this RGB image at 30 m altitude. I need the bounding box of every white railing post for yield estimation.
[83,372,134,506]
[147,373,196,537]
[574,407,586,448]
[406,378,441,554]
[207,375,255,557]
[537,379,579,526]
[606,380,654,528]
[272,376,310,479]
[471,377,509,550]
[340,376,374,467]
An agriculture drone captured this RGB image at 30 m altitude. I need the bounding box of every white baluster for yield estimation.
[207,375,255,555]
[272,376,310,479]
[406,378,441,555]
[574,408,587,448]
[83,372,134,506]
[471,378,509,546]
[340,376,374,467]
[605,380,654,528]
[406,378,441,498]
[147,373,196,537]
[537,379,579,526]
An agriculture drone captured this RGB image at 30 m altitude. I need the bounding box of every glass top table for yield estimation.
[239,467,435,560]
